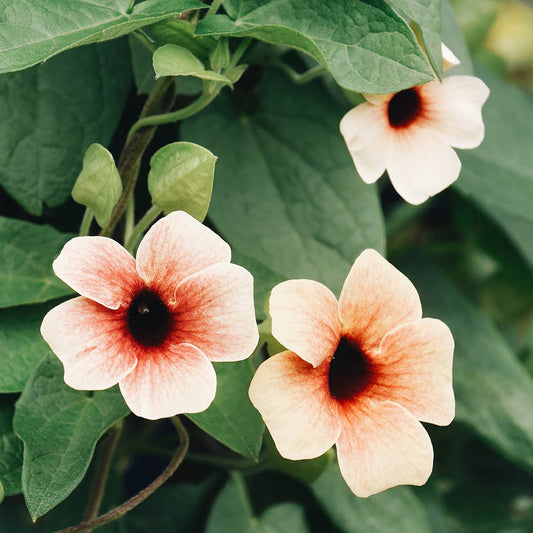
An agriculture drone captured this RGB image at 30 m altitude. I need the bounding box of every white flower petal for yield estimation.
[441,43,460,71]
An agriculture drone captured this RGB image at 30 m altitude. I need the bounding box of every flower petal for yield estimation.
[441,43,460,71]
[339,249,422,355]
[269,280,341,367]
[119,343,216,419]
[421,76,490,149]
[172,263,258,362]
[340,102,391,184]
[336,399,434,497]
[386,126,461,205]
[53,237,140,309]
[136,211,231,300]
[249,351,341,460]
[370,318,455,425]
[41,297,137,390]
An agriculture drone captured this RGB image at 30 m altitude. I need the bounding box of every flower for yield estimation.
[339,46,489,205]
[41,211,258,420]
[249,249,454,497]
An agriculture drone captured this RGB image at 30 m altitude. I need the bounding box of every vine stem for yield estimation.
[82,421,124,530]
[125,205,163,253]
[79,209,94,236]
[206,0,224,17]
[56,417,189,533]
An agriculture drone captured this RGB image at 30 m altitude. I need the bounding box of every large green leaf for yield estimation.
[454,67,533,242]
[182,73,385,301]
[188,359,264,459]
[0,40,131,215]
[196,0,435,93]
[387,0,443,76]
[13,355,129,519]
[311,462,432,533]
[0,0,205,74]
[0,218,73,308]
[0,398,23,497]
[0,303,51,392]
[401,254,533,472]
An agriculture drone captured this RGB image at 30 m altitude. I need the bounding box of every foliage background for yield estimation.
[0,0,532,531]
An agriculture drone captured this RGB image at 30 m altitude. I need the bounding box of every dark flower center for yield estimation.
[328,337,373,401]
[127,289,171,346]
[387,88,421,128]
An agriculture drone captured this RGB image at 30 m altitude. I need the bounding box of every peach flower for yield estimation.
[41,211,258,420]
[249,249,454,497]
[340,46,489,205]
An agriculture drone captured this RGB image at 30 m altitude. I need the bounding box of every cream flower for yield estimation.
[249,249,454,497]
[340,48,489,205]
[41,211,258,420]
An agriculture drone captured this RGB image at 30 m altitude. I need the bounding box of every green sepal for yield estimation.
[72,143,122,228]
[148,141,217,221]
[209,38,231,70]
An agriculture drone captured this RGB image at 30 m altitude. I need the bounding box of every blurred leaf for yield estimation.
[72,144,122,228]
[401,253,533,472]
[0,303,51,392]
[0,0,205,74]
[197,0,435,94]
[454,66,533,257]
[153,44,234,85]
[183,72,385,301]
[0,40,131,215]
[148,141,216,221]
[0,218,73,308]
[311,462,432,533]
[206,474,309,533]
[269,446,335,485]
[387,0,443,76]
[13,355,129,519]
[0,398,23,497]
[188,359,264,459]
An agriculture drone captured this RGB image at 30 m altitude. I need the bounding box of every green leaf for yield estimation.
[0,40,131,215]
[400,253,533,472]
[0,303,51,393]
[269,447,335,485]
[197,0,435,93]
[259,504,309,533]
[72,144,122,228]
[311,462,432,533]
[0,0,206,74]
[0,398,23,497]
[13,355,129,519]
[440,0,474,75]
[188,359,264,459]
[386,0,443,76]
[182,73,385,298]
[129,35,157,95]
[0,218,73,308]
[454,67,533,242]
[148,141,217,221]
[153,44,233,85]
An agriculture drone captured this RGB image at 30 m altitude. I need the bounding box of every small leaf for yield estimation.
[0,303,51,393]
[311,462,432,533]
[72,144,122,228]
[0,218,73,308]
[153,44,233,85]
[0,398,23,497]
[148,141,217,221]
[188,359,264,459]
[210,38,231,70]
[14,355,129,519]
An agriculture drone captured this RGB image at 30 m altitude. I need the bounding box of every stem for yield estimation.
[124,196,135,245]
[206,0,224,17]
[82,421,123,528]
[100,77,175,238]
[56,417,189,533]
[274,62,326,84]
[133,30,157,53]
[229,38,252,69]
[125,205,163,253]
[79,209,94,236]
[126,88,217,142]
